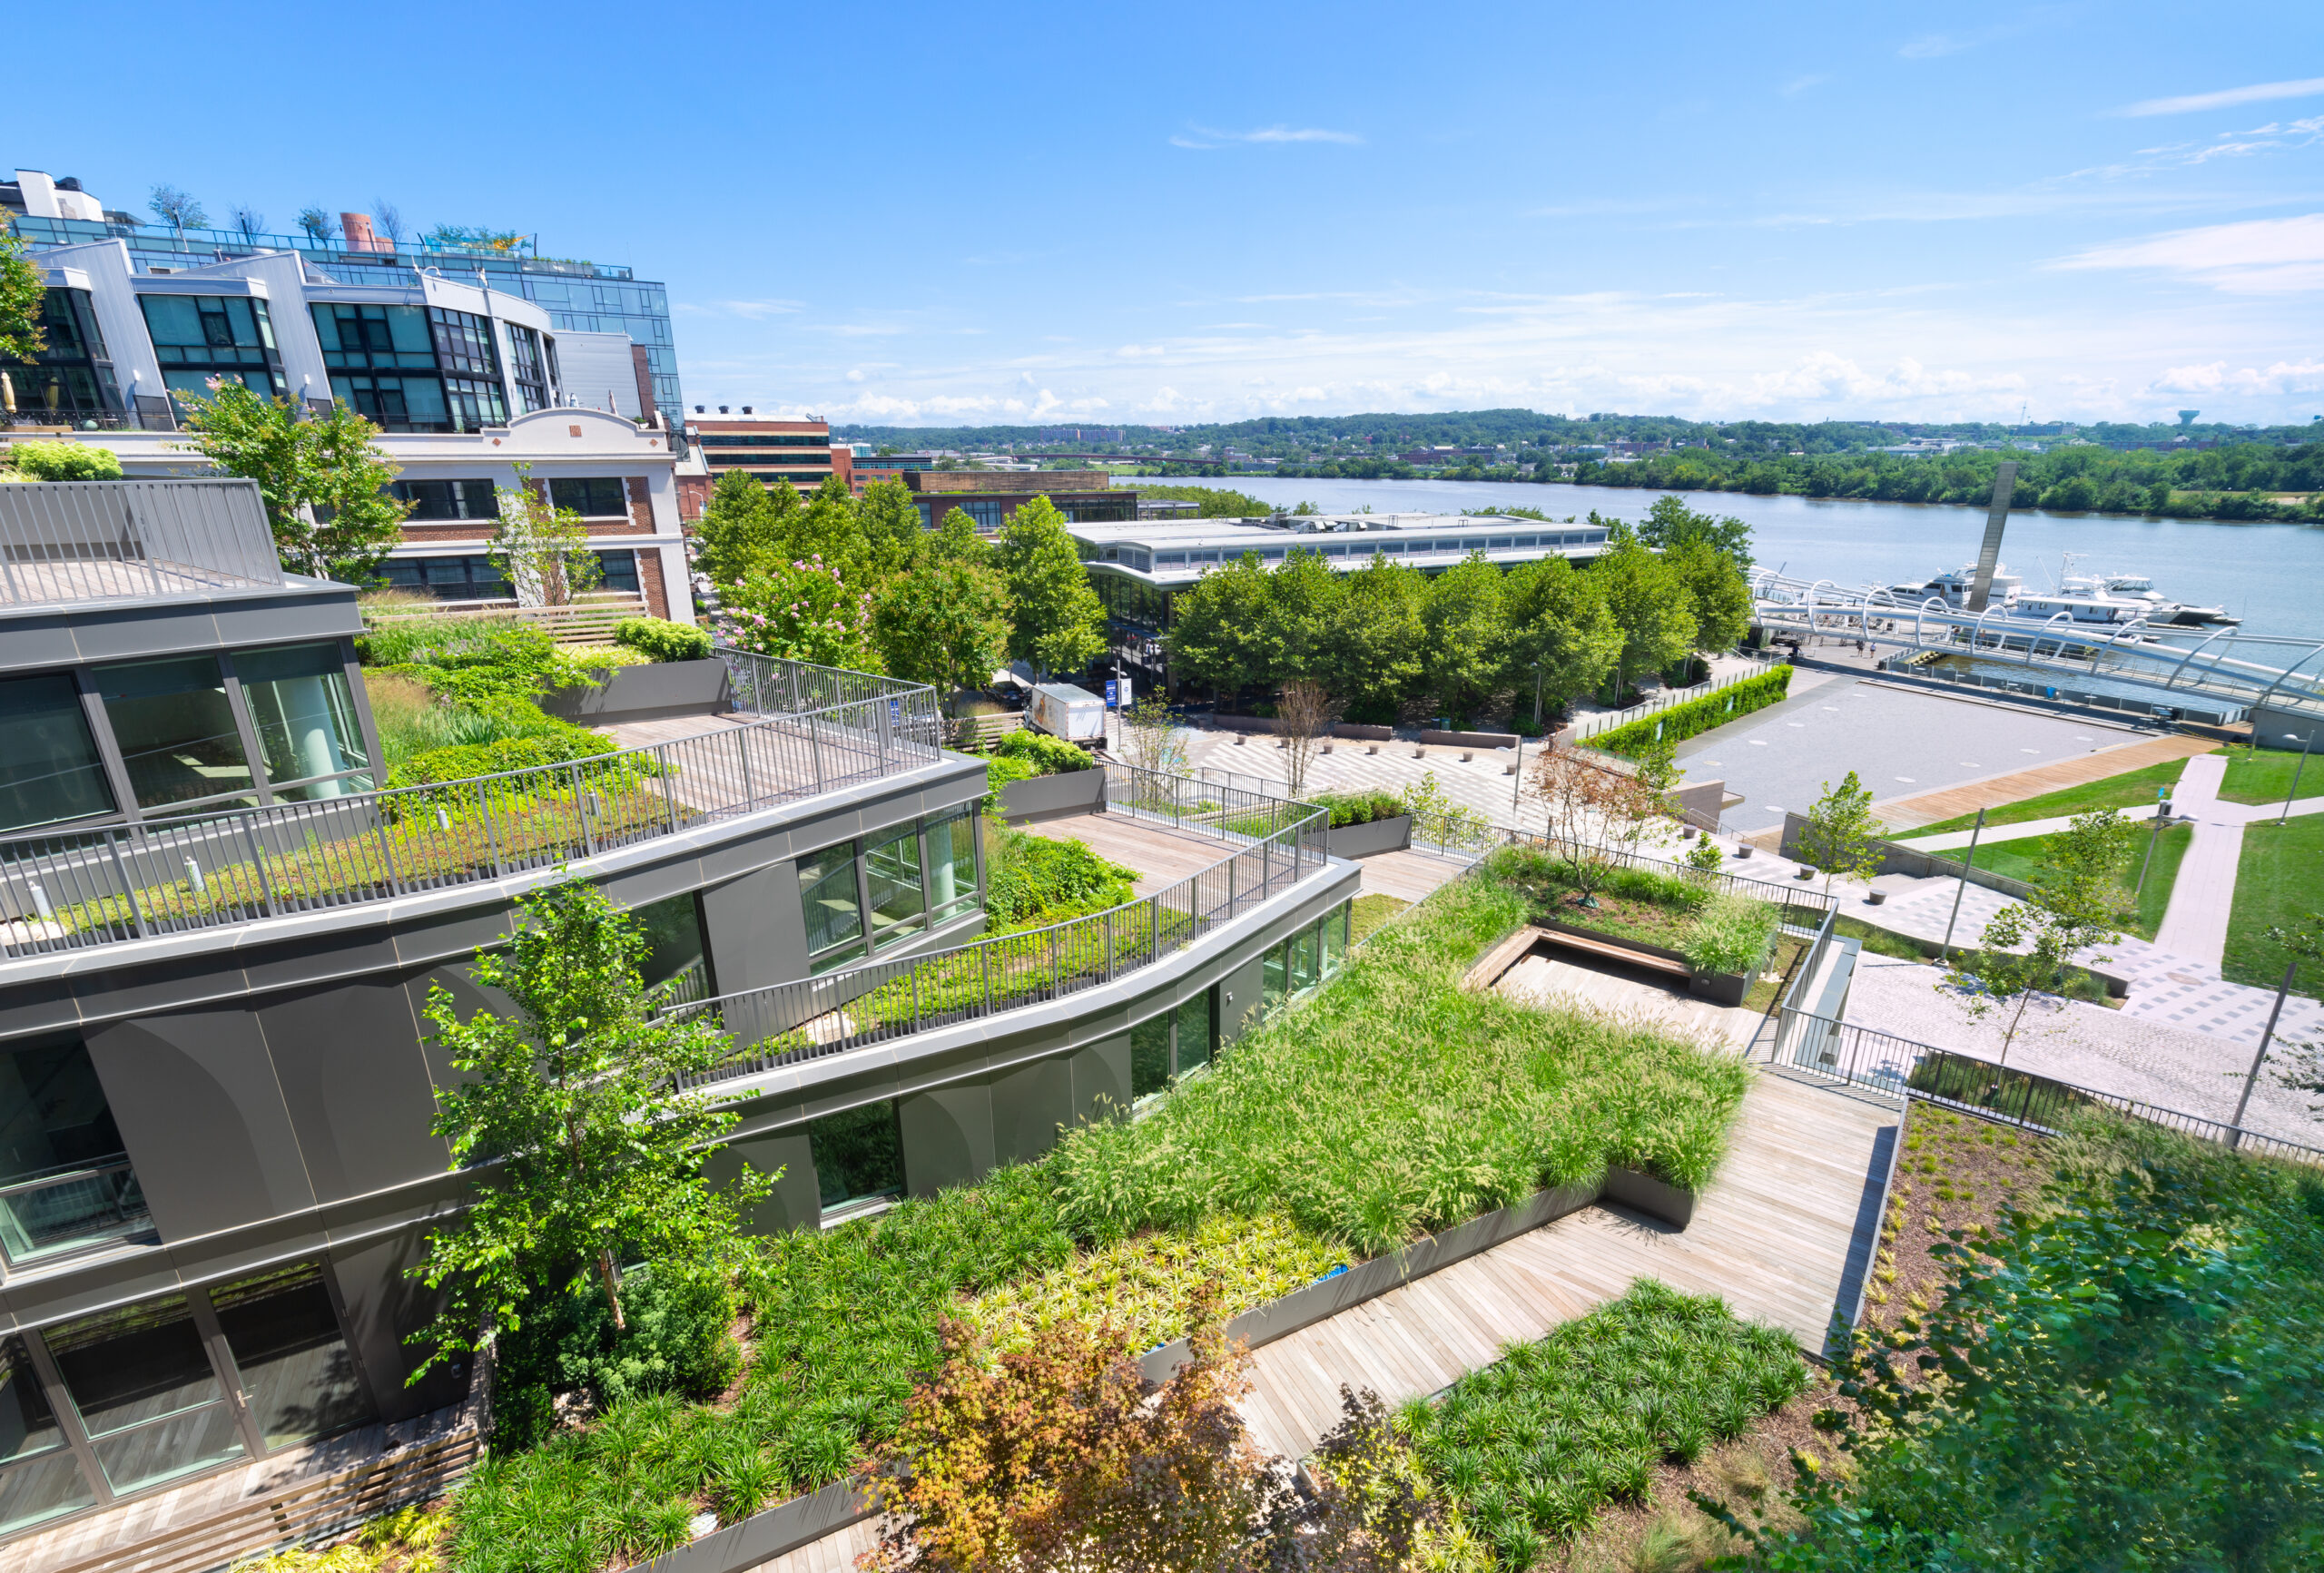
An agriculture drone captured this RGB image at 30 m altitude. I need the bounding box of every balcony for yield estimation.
[0,479,284,607]
[667,762,1330,1084]
[0,650,944,962]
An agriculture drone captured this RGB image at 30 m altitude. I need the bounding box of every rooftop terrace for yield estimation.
[0,479,285,609]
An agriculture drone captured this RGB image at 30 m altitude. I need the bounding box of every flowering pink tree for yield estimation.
[717,555,881,672]
[715,553,878,669]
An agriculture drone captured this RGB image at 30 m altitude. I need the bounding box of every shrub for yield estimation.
[6,439,122,480]
[991,729,1097,774]
[1408,1280,1807,1558]
[1048,852,1750,1254]
[985,821,1137,929]
[614,615,714,664]
[386,723,620,790]
[492,1263,742,1451]
[1681,892,1780,976]
[1591,667,1792,757]
[1313,788,1405,829]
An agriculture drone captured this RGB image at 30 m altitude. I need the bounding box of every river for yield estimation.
[1132,476,2324,644]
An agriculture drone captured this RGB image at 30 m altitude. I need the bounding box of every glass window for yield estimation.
[309,304,432,370]
[1175,989,1214,1076]
[389,479,498,521]
[0,1334,95,1535]
[864,830,925,949]
[551,477,629,516]
[380,555,511,602]
[0,674,114,833]
[208,1263,375,1450]
[0,1034,141,1262]
[1290,925,1322,994]
[633,891,708,1000]
[807,1102,903,1212]
[44,1295,245,1493]
[426,307,499,378]
[94,655,254,813]
[1322,902,1349,978]
[1262,940,1287,1017]
[233,643,370,799]
[926,811,979,923]
[595,550,640,595]
[799,843,865,971]
[1130,1013,1171,1100]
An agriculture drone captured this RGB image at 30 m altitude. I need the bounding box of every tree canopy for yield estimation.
[173,381,409,583]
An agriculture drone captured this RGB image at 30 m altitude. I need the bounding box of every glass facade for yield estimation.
[390,479,498,521]
[550,477,629,516]
[798,813,983,975]
[138,295,284,406]
[0,673,114,833]
[47,1295,246,1494]
[379,555,511,601]
[505,324,553,412]
[0,1336,94,1535]
[863,829,926,949]
[93,655,255,814]
[207,1264,375,1450]
[309,302,507,431]
[926,810,978,924]
[1131,988,1217,1101]
[798,844,867,972]
[807,1102,904,1212]
[234,643,371,801]
[1259,902,1353,1024]
[634,890,710,1003]
[0,1034,146,1263]
[4,289,120,419]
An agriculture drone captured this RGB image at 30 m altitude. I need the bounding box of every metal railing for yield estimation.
[0,654,943,959]
[0,478,283,605]
[665,762,1327,1086]
[721,646,943,742]
[1564,652,1787,742]
[1767,1007,2324,1167]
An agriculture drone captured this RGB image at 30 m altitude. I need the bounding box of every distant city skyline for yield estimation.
[13,0,2322,428]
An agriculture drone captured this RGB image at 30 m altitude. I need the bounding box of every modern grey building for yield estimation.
[0,480,1352,1559]
[1068,513,1613,693]
[3,168,680,422]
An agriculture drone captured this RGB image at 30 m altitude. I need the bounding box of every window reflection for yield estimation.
[0,674,114,833]
[1131,1014,1171,1100]
[94,655,254,813]
[927,811,978,923]
[0,1035,147,1263]
[864,829,924,949]
[209,1263,375,1450]
[1175,990,1214,1076]
[44,1295,244,1492]
[799,842,865,972]
[808,1102,903,1212]
[634,891,709,1003]
[234,644,370,799]
[0,1335,94,1535]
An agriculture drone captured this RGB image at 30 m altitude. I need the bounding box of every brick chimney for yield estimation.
[340,211,380,251]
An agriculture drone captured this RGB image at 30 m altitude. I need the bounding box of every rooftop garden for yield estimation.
[436,850,1751,1572]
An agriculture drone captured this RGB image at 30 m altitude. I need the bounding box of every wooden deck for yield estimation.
[742,1071,1894,1570]
[1492,949,1764,1051]
[1876,732,2217,831]
[1348,847,1472,905]
[1024,811,1248,895]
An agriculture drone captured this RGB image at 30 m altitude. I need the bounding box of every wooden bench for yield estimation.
[1538,926,1691,977]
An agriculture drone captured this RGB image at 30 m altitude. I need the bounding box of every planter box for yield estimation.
[1215,715,1395,742]
[1326,814,1412,858]
[542,659,732,725]
[613,1156,1695,1573]
[996,768,1105,824]
[1524,917,1758,1009]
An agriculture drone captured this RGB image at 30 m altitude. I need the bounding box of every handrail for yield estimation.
[1767,1005,2324,1168]
[664,761,1329,1086]
[0,653,942,959]
[1564,651,1784,742]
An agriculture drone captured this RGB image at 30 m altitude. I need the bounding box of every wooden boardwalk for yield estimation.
[1348,848,1472,905]
[1876,732,2217,831]
[1025,811,1247,894]
[743,1070,1894,1572]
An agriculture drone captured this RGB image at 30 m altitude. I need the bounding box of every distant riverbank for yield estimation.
[1114,475,2324,644]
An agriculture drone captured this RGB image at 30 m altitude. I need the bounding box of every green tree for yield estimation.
[1165,553,1278,698]
[1421,555,1510,721]
[147,182,207,235]
[693,468,795,586]
[0,215,47,363]
[996,496,1106,678]
[1665,539,1754,654]
[874,557,1011,696]
[855,477,927,578]
[1502,556,1620,723]
[1591,521,1697,694]
[719,555,881,671]
[1945,809,2132,1065]
[1796,770,1885,897]
[489,464,604,605]
[1638,494,1753,563]
[1326,555,1427,719]
[172,381,409,583]
[1262,547,1347,683]
[928,506,996,568]
[785,474,863,572]
[406,879,770,1379]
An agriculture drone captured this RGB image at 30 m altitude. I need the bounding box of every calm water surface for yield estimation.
[1138,476,2324,643]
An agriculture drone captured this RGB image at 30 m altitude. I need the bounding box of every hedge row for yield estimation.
[1587,667,1792,756]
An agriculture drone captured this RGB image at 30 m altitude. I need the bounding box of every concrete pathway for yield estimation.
[1870,732,2217,832]
[2154,753,2239,968]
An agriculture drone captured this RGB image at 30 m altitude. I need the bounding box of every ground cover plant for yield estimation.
[1901,751,2205,838]
[1496,847,1786,977]
[613,615,714,663]
[1735,1109,2324,1570]
[2226,812,2324,988]
[1048,849,1752,1253]
[983,820,1137,929]
[1588,666,1792,757]
[1313,787,1407,827]
[1403,1280,1809,1568]
[1350,891,1409,944]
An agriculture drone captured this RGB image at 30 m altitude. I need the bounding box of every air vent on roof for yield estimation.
[718,406,729,414]
[742,406,753,414]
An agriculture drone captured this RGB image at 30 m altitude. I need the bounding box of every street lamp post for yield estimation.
[1941,807,1988,959]
[2279,731,2314,826]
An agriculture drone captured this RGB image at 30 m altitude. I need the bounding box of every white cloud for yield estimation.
[2116,76,2324,117]
[2149,359,2324,396]
[2052,213,2324,292]
[674,299,803,320]
[1171,123,1363,150]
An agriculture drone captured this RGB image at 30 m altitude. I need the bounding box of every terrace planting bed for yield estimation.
[1485,852,1792,1009]
[452,852,1751,1573]
[543,658,734,724]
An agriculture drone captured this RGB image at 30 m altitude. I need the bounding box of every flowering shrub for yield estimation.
[716,555,880,671]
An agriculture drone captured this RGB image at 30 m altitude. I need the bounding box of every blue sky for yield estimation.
[15,2,2323,427]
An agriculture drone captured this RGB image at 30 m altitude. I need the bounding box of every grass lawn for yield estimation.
[2217,744,2324,807]
[1905,751,2209,838]
[1349,891,1409,944]
[1954,822,2191,943]
[2224,812,2324,988]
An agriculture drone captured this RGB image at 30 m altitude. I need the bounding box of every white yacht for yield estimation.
[1890,562,2024,607]
[2058,570,2239,628]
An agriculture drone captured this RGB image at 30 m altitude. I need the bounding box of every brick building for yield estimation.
[902,469,1137,530]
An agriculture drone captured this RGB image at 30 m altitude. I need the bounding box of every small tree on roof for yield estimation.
[1795,771,1885,898]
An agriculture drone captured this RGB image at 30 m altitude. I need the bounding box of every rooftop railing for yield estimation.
[0,651,941,961]
[665,760,1328,1086]
[0,478,284,606]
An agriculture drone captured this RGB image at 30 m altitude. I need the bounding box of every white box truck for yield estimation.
[1027,683,1108,742]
